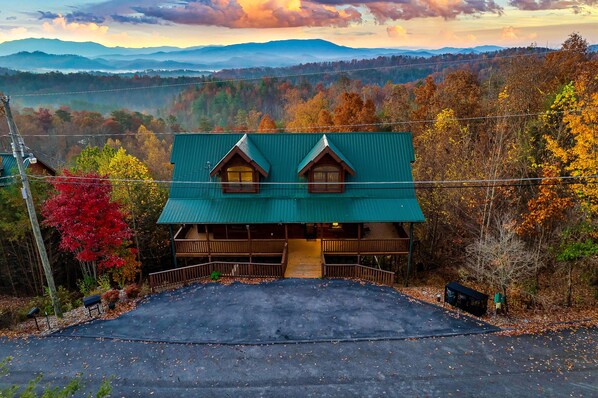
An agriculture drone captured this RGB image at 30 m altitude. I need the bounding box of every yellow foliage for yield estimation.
[545,80,598,216]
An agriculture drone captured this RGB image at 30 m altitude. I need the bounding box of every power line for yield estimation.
[26,173,597,187]
[9,50,552,99]
[2,109,584,138]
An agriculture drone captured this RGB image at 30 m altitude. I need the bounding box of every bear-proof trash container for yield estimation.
[444,282,488,317]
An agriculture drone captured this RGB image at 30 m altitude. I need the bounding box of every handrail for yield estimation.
[322,263,395,286]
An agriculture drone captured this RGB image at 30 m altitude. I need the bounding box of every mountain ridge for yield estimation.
[0,38,510,72]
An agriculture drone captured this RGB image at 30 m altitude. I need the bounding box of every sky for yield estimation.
[0,0,596,49]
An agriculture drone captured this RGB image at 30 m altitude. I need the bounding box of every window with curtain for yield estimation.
[311,165,342,192]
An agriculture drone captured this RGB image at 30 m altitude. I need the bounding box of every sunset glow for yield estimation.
[0,1,595,49]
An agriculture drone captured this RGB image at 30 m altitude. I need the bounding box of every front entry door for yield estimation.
[304,223,317,239]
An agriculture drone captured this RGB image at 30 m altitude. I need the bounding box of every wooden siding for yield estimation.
[322,263,395,286]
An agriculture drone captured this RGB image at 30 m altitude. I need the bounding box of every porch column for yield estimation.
[357,223,361,265]
[405,222,414,287]
[284,224,288,243]
[169,225,178,268]
[247,224,252,263]
[205,224,212,262]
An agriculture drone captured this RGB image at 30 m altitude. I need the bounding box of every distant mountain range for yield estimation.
[0,38,509,73]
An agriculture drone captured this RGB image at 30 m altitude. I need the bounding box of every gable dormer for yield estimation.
[297,135,355,193]
[210,134,270,193]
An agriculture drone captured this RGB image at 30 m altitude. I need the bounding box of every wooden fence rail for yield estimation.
[149,260,286,291]
[322,264,395,286]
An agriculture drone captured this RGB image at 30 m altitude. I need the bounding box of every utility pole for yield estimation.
[1,96,62,317]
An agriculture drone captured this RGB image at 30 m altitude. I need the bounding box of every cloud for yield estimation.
[501,26,519,39]
[387,25,408,39]
[126,0,362,28]
[315,0,503,20]
[508,0,596,10]
[39,11,106,24]
[110,14,160,24]
[88,0,503,29]
[501,26,538,41]
[42,16,110,36]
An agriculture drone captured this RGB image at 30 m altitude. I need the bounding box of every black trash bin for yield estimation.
[444,282,488,317]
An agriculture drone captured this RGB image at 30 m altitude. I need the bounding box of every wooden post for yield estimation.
[357,223,361,265]
[405,222,414,287]
[169,225,178,268]
[205,224,211,262]
[284,224,289,243]
[247,225,252,263]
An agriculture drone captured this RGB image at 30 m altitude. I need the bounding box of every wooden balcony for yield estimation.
[174,238,287,257]
[322,238,409,255]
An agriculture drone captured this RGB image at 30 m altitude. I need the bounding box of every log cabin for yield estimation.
[154,132,424,288]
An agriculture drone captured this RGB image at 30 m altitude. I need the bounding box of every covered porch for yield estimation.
[171,222,411,259]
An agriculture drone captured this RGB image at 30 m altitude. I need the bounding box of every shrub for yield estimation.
[138,282,151,298]
[97,274,112,293]
[30,286,79,316]
[77,275,97,296]
[102,289,120,304]
[211,271,221,281]
[124,284,140,299]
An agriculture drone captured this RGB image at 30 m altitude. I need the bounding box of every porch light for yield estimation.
[332,222,341,229]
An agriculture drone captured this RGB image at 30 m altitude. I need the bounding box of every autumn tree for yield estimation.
[42,171,137,281]
[413,108,477,260]
[465,216,536,311]
[257,114,277,133]
[105,148,168,272]
[135,125,173,181]
[382,84,412,131]
[546,79,598,217]
[286,92,330,132]
[333,92,379,132]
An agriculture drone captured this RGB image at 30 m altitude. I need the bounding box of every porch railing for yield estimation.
[322,263,395,286]
[149,259,287,292]
[174,239,286,257]
[322,239,409,255]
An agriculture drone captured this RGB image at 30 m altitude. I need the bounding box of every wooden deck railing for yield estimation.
[322,239,409,255]
[322,264,395,286]
[174,239,286,257]
[149,259,287,291]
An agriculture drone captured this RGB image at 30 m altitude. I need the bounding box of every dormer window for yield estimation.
[210,134,270,194]
[311,163,342,193]
[224,163,258,192]
[297,135,355,194]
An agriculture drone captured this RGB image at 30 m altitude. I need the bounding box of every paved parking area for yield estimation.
[56,279,498,344]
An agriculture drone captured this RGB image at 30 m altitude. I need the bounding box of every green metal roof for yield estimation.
[297,134,355,175]
[159,133,424,224]
[211,134,271,176]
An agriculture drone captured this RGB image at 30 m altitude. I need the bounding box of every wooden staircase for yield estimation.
[284,239,322,278]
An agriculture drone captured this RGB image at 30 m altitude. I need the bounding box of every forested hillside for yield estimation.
[0,34,595,314]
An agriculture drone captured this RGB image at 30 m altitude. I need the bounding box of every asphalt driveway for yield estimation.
[56,279,497,344]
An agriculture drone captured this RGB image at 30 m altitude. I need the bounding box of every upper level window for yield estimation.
[310,164,343,193]
[224,165,258,193]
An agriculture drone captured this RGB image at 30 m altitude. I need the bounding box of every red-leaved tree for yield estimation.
[42,171,137,280]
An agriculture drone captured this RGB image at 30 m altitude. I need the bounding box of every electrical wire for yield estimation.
[1,109,584,138]
[24,173,597,188]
